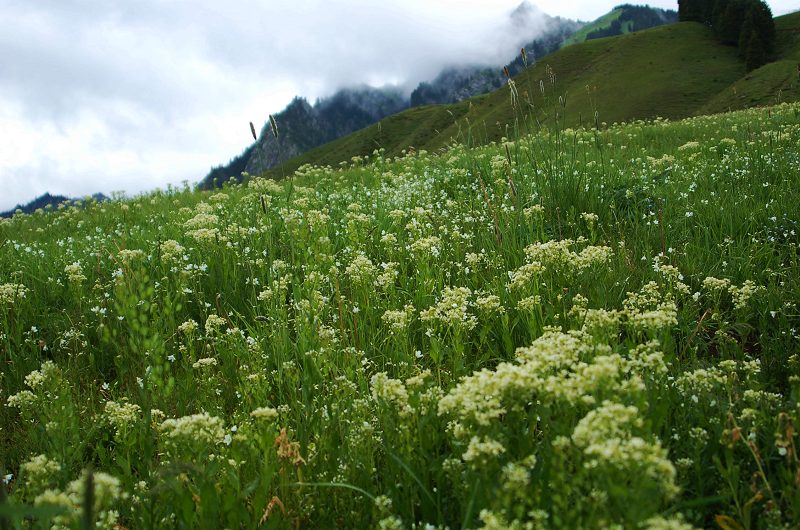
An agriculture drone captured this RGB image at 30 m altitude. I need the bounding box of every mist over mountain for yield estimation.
[410,16,582,107]
[199,3,677,189]
[200,3,581,188]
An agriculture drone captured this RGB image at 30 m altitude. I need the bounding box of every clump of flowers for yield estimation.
[462,436,506,464]
[159,413,225,446]
[381,304,415,334]
[371,372,412,417]
[34,470,125,529]
[184,212,218,230]
[66,470,124,527]
[420,286,476,331]
[192,357,218,369]
[186,227,224,243]
[346,254,378,285]
[33,489,73,527]
[159,240,185,262]
[627,302,678,334]
[24,361,59,390]
[20,454,61,494]
[508,239,613,290]
[524,239,613,274]
[409,235,442,258]
[118,249,144,264]
[581,212,599,225]
[64,262,86,284]
[208,192,229,203]
[571,400,678,498]
[251,406,279,422]
[6,388,37,413]
[517,295,542,312]
[375,262,400,290]
[7,361,63,417]
[702,276,730,293]
[178,318,198,334]
[205,314,227,335]
[475,294,505,315]
[248,176,283,193]
[523,204,545,220]
[439,331,596,426]
[569,297,622,340]
[622,282,678,335]
[729,280,762,311]
[0,282,27,304]
[507,262,544,291]
[104,399,142,437]
[643,516,699,530]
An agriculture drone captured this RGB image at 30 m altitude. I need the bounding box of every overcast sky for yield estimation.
[0,1,796,211]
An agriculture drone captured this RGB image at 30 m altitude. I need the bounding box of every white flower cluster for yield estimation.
[104,399,142,436]
[0,282,27,304]
[370,372,412,417]
[572,401,678,497]
[381,304,415,334]
[20,453,62,492]
[64,262,86,284]
[420,286,476,330]
[160,239,185,261]
[159,413,225,446]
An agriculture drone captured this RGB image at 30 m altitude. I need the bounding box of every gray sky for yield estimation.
[0,1,796,211]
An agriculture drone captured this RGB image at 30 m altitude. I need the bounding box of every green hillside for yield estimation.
[700,10,800,112]
[777,10,800,60]
[562,7,626,46]
[560,4,678,46]
[264,14,800,179]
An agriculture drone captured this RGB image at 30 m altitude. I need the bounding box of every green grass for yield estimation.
[776,10,800,60]
[560,6,626,47]
[699,12,800,113]
[2,98,800,528]
[263,15,800,180]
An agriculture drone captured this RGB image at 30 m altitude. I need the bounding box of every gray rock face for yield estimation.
[242,87,407,176]
[244,98,319,175]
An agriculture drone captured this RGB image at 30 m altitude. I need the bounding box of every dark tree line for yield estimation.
[585,5,678,41]
[678,0,776,70]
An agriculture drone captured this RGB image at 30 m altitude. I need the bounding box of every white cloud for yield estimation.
[0,0,537,210]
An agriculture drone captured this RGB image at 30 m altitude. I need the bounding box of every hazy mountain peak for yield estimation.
[503,2,551,49]
[510,1,545,23]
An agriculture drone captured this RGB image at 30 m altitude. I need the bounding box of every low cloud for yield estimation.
[1,0,543,210]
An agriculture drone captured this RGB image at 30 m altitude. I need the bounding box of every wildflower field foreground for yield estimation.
[2,103,800,529]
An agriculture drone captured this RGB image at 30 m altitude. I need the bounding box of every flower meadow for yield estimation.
[1,102,800,529]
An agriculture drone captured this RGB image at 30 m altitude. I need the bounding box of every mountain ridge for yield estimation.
[199,3,584,189]
[0,192,109,218]
[562,3,678,46]
[200,4,679,189]
[254,11,800,180]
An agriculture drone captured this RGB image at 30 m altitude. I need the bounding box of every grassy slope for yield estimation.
[560,7,625,47]
[267,15,799,178]
[700,11,800,113]
[447,21,743,132]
